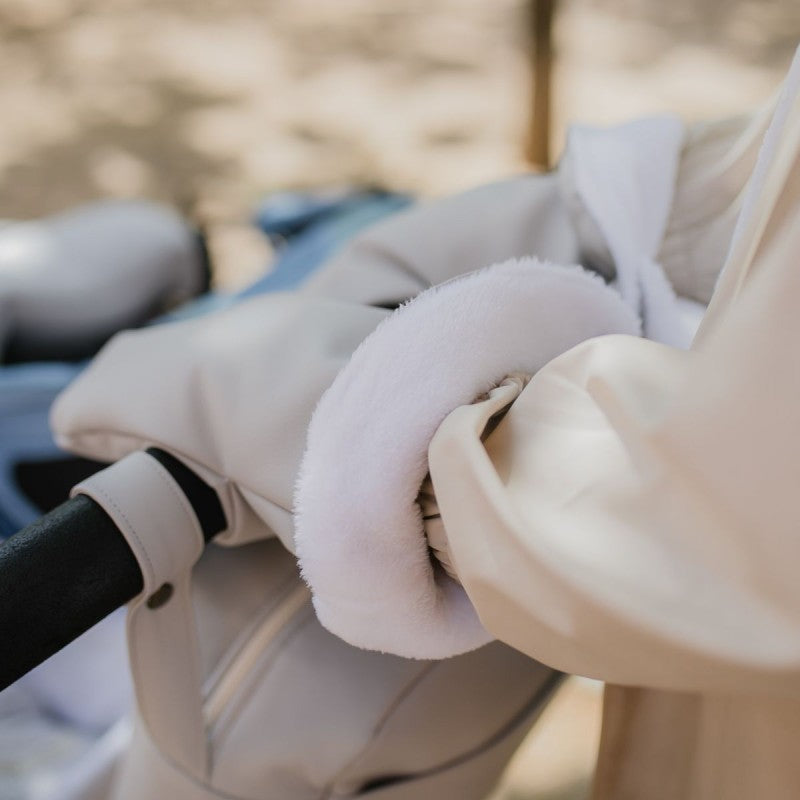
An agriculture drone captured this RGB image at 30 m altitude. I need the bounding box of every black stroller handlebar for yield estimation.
[0,448,227,691]
[0,494,143,690]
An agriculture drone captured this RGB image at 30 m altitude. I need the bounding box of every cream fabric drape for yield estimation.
[428,47,800,800]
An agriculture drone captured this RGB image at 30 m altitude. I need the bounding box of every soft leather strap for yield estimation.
[72,451,207,776]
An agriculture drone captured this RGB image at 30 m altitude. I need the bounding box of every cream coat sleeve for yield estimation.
[428,65,800,695]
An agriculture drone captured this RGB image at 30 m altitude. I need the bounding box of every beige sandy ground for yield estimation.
[0,1,798,798]
[2,0,797,286]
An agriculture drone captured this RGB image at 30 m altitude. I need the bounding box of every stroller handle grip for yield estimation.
[0,449,226,691]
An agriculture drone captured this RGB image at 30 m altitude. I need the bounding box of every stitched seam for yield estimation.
[84,482,155,583]
[321,662,439,799]
[201,571,306,696]
[61,429,287,514]
[143,454,205,557]
[135,718,281,800]
[138,455,207,773]
[208,605,315,748]
[331,670,565,798]
[366,663,439,741]
[353,241,433,290]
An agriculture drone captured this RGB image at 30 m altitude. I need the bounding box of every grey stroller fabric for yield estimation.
[0,200,207,362]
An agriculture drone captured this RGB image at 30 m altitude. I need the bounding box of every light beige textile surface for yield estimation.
[52,176,578,800]
[50,48,789,798]
[428,46,800,800]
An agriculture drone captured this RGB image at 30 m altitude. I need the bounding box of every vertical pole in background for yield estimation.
[526,0,557,170]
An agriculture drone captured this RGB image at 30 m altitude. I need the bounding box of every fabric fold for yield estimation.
[294,258,640,658]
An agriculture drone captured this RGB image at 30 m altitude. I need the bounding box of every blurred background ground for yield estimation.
[0,1,798,797]
[1,0,798,287]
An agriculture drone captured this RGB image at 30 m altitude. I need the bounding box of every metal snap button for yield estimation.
[146,582,174,609]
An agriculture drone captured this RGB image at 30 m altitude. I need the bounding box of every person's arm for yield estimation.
[429,78,800,693]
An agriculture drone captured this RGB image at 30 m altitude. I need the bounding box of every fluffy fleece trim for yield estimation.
[294,257,641,659]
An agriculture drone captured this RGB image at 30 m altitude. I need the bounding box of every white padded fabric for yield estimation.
[0,200,206,361]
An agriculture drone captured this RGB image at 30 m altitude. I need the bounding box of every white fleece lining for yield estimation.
[568,115,690,348]
[294,258,641,659]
